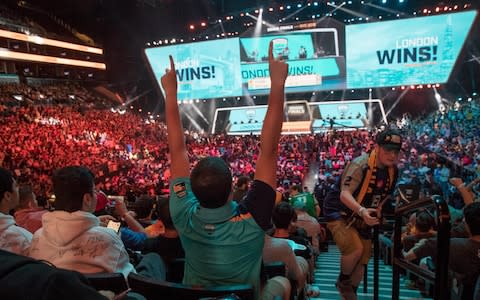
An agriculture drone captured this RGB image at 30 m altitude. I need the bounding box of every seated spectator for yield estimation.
[0,167,32,255]
[162,45,290,299]
[132,195,156,227]
[263,235,309,296]
[115,199,149,251]
[450,177,480,206]
[402,210,436,252]
[291,199,325,256]
[232,176,251,203]
[14,184,48,234]
[142,196,184,264]
[271,202,313,261]
[0,249,108,300]
[404,202,480,297]
[289,184,320,218]
[29,166,165,280]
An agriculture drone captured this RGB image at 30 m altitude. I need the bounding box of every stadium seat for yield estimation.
[84,272,128,294]
[128,273,254,300]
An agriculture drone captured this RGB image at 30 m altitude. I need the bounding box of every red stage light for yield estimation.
[189,25,195,30]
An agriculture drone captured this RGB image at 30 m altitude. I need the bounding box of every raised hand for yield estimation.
[268,41,289,87]
[161,55,178,96]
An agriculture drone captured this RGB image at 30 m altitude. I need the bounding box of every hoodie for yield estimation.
[29,210,135,277]
[0,212,32,255]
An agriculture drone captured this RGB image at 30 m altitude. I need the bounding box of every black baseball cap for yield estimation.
[376,129,402,151]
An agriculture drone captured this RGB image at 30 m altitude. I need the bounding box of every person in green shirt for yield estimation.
[289,184,320,218]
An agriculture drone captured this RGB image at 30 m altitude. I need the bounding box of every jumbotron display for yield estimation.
[346,10,477,88]
[144,10,477,100]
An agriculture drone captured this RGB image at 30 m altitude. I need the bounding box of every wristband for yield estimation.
[357,207,366,217]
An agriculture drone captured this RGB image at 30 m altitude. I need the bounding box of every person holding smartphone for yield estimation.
[29,166,165,282]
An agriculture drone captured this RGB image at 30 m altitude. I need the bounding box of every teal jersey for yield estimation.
[170,177,265,298]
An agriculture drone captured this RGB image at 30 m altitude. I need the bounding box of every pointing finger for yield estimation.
[268,41,273,61]
[169,55,175,71]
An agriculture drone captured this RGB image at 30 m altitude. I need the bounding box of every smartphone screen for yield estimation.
[107,220,121,233]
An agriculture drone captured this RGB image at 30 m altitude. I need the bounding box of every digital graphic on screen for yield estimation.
[145,38,243,100]
[310,100,386,132]
[240,27,346,95]
[217,106,267,134]
[346,11,477,89]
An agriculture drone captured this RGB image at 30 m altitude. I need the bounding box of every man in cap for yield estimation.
[323,129,401,299]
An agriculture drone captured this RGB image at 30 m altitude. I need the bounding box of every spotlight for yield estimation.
[189,24,195,30]
[382,0,386,3]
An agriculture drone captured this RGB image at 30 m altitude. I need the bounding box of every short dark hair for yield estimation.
[290,185,302,193]
[236,176,250,188]
[156,196,174,230]
[52,166,95,212]
[0,167,14,202]
[464,202,480,236]
[190,157,232,208]
[18,185,34,208]
[272,202,296,230]
[134,195,154,219]
[415,210,434,233]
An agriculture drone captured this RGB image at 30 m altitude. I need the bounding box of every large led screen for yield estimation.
[346,10,477,89]
[145,39,243,100]
[240,28,346,94]
[144,23,346,100]
[145,11,477,100]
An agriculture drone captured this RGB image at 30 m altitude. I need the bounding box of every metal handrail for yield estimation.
[392,195,451,300]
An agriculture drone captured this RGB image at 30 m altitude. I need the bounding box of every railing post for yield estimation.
[433,195,451,300]
[392,213,402,300]
[373,225,379,300]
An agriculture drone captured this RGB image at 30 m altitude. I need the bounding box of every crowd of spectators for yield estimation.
[1,82,480,211]
[0,79,479,298]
